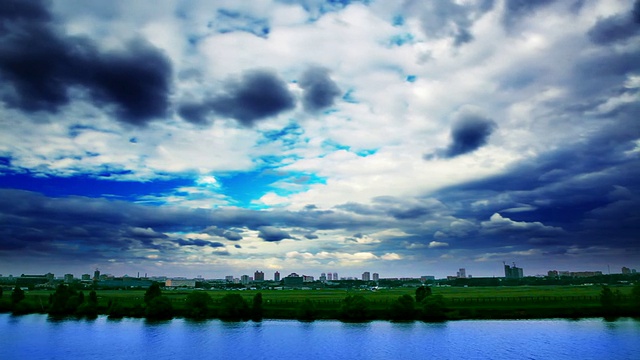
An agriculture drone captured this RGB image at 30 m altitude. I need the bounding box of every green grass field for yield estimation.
[20,283,633,307]
[5,284,636,320]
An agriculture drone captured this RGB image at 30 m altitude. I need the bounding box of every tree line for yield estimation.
[2,284,639,321]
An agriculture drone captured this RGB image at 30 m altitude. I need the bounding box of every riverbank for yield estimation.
[1,284,638,322]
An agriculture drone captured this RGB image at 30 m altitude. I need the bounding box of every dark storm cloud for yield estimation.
[176,239,225,248]
[426,111,497,159]
[276,0,364,20]
[0,0,51,27]
[0,0,172,125]
[214,9,270,38]
[587,0,640,45]
[258,226,293,242]
[179,69,295,126]
[436,107,640,250]
[299,67,341,112]
[444,114,496,157]
[502,0,557,30]
[201,226,243,241]
[404,0,494,46]
[0,189,387,262]
[335,202,384,216]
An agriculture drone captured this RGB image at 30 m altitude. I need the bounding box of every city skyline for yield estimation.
[1,1,639,279]
[3,262,637,281]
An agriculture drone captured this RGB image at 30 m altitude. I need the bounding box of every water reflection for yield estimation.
[0,315,639,360]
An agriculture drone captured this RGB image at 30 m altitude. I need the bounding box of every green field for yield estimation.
[3,284,637,321]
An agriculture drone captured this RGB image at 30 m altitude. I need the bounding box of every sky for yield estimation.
[0,0,639,280]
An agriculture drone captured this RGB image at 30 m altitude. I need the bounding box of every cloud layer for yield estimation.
[1,0,639,278]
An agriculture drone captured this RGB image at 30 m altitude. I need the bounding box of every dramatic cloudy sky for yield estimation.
[1,0,638,279]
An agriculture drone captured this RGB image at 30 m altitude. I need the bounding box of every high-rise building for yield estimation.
[81,274,91,281]
[93,269,100,281]
[622,267,631,274]
[225,275,234,282]
[320,273,327,282]
[504,263,524,279]
[333,272,338,280]
[274,271,280,282]
[327,272,333,281]
[372,273,379,281]
[362,271,370,281]
[457,268,466,278]
[283,273,303,287]
[240,275,250,284]
[64,274,74,283]
[254,270,264,282]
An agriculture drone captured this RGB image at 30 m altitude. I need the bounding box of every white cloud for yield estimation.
[428,241,449,248]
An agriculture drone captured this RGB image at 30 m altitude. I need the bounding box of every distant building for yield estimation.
[457,268,467,278]
[64,274,74,283]
[552,270,604,278]
[320,273,327,282]
[98,279,153,289]
[17,274,52,287]
[94,269,100,281]
[571,271,602,278]
[165,278,196,288]
[240,275,250,284]
[283,273,304,287]
[303,275,314,282]
[327,272,333,281]
[362,272,370,281]
[333,272,338,280]
[225,275,234,282]
[81,274,91,281]
[622,267,631,274]
[504,263,524,279]
[372,273,379,281]
[254,271,264,282]
[421,276,435,282]
[274,271,281,282]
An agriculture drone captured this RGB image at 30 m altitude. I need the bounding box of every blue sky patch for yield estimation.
[217,168,326,208]
[0,172,192,201]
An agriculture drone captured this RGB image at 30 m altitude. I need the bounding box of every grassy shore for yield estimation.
[1,284,638,321]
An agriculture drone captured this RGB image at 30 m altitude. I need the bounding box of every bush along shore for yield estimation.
[1,284,639,322]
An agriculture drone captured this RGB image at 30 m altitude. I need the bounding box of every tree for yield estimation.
[632,283,640,307]
[390,294,416,321]
[251,293,263,321]
[144,282,162,304]
[49,284,81,316]
[185,291,212,319]
[297,299,317,321]
[76,290,99,318]
[145,296,174,320]
[108,301,126,319]
[600,286,616,317]
[11,286,25,304]
[415,286,432,302]
[420,295,447,321]
[219,294,249,320]
[88,290,98,305]
[339,295,369,321]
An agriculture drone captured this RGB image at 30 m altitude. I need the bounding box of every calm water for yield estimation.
[1,314,639,360]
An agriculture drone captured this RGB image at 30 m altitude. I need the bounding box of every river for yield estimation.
[1,314,639,359]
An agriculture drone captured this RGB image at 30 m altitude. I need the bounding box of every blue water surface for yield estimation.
[1,315,639,360]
